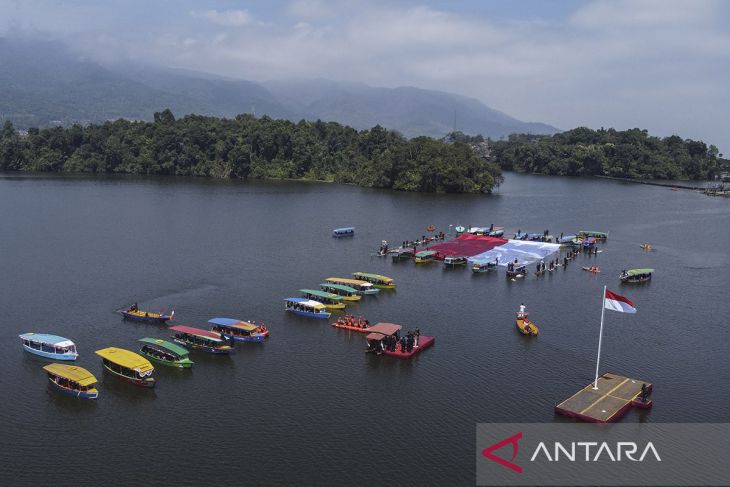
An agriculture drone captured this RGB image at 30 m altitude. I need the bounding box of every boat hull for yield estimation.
[516,318,539,336]
[331,322,371,332]
[286,309,331,319]
[102,364,155,387]
[22,344,77,361]
[48,378,99,399]
[620,276,651,283]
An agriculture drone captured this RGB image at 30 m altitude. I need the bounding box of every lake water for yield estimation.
[1,172,728,486]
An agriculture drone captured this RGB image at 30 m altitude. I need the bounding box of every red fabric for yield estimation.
[427,234,507,258]
[605,290,635,307]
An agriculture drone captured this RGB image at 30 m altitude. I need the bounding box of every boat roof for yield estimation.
[352,272,393,282]
[208,317,258,331]
[94,347,154,372]
[138,338,190,356]
[416,250,437,257]
[325,277,371,286]
[42,364,97,386]
[365,322,402,340]
[320,283,357,293]
[285,298,327,309]
[169,325,222,340]
[444,255,466,260]
[627,268,654,276]
[18,333,74,348]
[579,230,609,236]
[333,227,354,232]
[299,289,343,300]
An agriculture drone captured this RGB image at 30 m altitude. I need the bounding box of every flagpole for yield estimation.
[593,285,607,389]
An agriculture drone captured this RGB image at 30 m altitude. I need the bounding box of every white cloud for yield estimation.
[287,0,330,20]
[193,9,254,27]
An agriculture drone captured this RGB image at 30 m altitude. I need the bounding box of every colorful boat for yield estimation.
[300,289,346,309]
[209,317,269,342]
[516,313,539,336]
[120,305,174,324]
[284,298,331,319]
[558,235,577,246]
[138,338,194,368]
[620,268,653,283]
[472,261,497,273]
[351,272,395,289]
[95,347,155,387]
[169,325,234,354]
[443,255,467,267]
[582,236,596,249]
[415,250,438,263]
[331,315,372,332]
[332,227,355,238]
[365,322,435,359]
[578,230,609,240]
[324,277,379,295]
[391,249,414,261]
[42,364,99,399]
[506,264,527,278]
[19,333,78,361]
[582,266,601,273]
[319,283,362,301]
[454,226,466,235]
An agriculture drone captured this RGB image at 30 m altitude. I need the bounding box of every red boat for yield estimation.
[365,323,435,359]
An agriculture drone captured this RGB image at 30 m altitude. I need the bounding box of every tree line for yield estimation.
[484,127,723,180]
[0,110,502,194]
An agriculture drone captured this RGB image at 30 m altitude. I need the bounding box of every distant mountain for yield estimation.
[0,38,559,138]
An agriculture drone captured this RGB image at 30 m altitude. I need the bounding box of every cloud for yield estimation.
[287,0,330,20]
[193,9,254,27]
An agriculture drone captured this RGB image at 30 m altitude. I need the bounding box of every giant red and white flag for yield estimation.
[604,290,637,314]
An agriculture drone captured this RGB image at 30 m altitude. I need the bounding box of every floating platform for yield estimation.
[554,372,653,423]
[381,336,435,359]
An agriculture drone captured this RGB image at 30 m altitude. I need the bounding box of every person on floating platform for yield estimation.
[640,383,649,402]
[406,333,414,352]
[400,336,407,353]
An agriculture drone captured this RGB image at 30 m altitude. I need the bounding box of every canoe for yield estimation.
[19,333,78,361]
[120,308,174,324]
[582,267,601,273]
[516,317,539,336]
[43,364,99,399]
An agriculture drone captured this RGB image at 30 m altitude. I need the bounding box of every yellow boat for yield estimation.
[42,363,99,399]
[95,347,155,387]
[516,315,539,336]
[324,277,379,295]
[352,272,396,289]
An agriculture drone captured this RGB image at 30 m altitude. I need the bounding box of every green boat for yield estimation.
[299,289,346,309]
[138,338,194,368]
[319,283,361,301]
[578,230,609,239]
[619,268,653,284]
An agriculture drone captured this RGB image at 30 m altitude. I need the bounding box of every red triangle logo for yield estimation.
[481,432,523,474]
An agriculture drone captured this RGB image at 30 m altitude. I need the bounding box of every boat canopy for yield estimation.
[208,318,258,331]
[365,322,402,340]
[333,227,354,233]
[138,338,190,356]
[579,230,609,238]
[352,272,393,283]
[42,364,97,386]
[95,347,154,373]
[299,289,343,301]
[285,298,327,309]
[18,333,74,348]
[468,240,561,267]
[325,277,372,287]
[415,250,438,258]
[169,325,222,340]
[626,268,654,276]
[320,283,358,294]
[558,235,577,243]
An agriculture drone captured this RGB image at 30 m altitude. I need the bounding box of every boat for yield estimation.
[300,289,346,309]
[319,283,362,301]
[516,312,539,336]
[640,243,652,251]
[558,235,577,246]
[19,333,78,361]
[120,304,174,324]
[169,325,234,354]
[472,261,497,273]
[506,265,527,278]
[138,338,194,368]
[443,255,467,267]
[332,227,355,238]
[284,298,331,319]
[42,364,99,399]
[582,236,596,249]
[426,224,436,232]
[578,230,609,240]
[351,272,396,289]
[455,226,466,235]
[620,268,653,283]
[415,250,438,263]
[488,227,505,237]
[365,322,435,359]
[209,317,269,342]
[331,315,372,332]
[582,266,601,273]
[324,277,379,295]
[391,248,414,261]
[570,237,584,248]
[95,347,155,387]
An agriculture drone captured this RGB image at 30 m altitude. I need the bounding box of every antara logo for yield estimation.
[482,433,661,474]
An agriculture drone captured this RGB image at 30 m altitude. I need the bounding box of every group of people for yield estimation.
[506,259,525,273]
[373,328,421,354]
[141,345,176,362]
[335,315,370,329]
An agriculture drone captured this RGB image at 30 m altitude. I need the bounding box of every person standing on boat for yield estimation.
[414,328,420,347]
[518,303,527,318]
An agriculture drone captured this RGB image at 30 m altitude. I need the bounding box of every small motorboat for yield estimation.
[472,261,497,273]
[516,313,538,336]
[332,227,355,238]
[284,298,332,319]
[443,255,467,267]
[19,333,78,361]
[506,265,527,279]
[120,305,174,324]
[582,266,601,273]
[620,268,653,283]
[640,243,652,251]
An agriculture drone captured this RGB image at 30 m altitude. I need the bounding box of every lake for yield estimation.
[1,172,728,486]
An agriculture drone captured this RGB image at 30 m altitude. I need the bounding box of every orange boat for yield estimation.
[331,315,372,332]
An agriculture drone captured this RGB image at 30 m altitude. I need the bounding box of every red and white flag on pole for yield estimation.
[604,290,637,314]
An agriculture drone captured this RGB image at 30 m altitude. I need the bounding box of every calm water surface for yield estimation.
[1,173,728,486]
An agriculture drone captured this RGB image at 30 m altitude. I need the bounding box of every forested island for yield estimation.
[0,110,502,194]
[482,127,723,180]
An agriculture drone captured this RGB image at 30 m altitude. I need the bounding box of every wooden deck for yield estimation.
[381,336,435,359]
[555,372,652,423]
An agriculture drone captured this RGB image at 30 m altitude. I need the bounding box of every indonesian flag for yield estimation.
[604,290,637,314]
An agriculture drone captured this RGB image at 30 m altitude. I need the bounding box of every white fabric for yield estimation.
[604,298,637,314]
[468,240,561,267]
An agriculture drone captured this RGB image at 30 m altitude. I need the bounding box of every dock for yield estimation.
[382,336,435,359]
[554,372,652,423]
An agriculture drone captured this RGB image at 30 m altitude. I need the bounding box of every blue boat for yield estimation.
[333,227,355,238]
[43,364,99,399]
[208,317,267,342]
[19,333,78,361]
[285,298,331,319]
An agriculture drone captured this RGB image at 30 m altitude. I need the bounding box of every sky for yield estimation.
[1,0,729,150]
